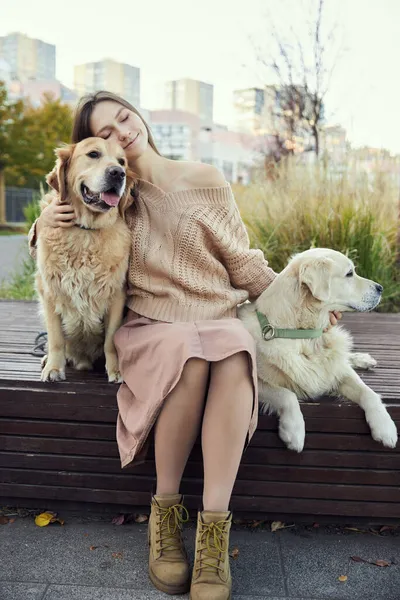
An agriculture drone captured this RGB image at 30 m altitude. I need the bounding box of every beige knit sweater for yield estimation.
[28,180,277,322]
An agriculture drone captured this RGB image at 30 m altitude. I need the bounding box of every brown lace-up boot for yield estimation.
[148,494,190,595]
[190,510,232,600]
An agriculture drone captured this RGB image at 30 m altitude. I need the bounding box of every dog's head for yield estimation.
[46,137,136,219]
[292,248,382,312]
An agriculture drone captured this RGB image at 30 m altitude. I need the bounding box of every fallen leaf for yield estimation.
[0,516,9,525]
[112,514,125,526]
[230,547,239,559]
[345,527,364,533]
[374,560,391,568]
[271,521,285,532]
[379,525,398,533]
[251,520,263,528]
[351,556,365,563]
[338,575,348,582]
[135,514,148,523]
[112,552,123,559]
[90,545,98,551]
[35,512,57,527]
[8,518,16,524]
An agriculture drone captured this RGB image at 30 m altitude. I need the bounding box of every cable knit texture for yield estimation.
[28,180,276,322]
[125,180,276,322]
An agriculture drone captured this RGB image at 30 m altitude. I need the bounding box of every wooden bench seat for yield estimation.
[0,300,399,519]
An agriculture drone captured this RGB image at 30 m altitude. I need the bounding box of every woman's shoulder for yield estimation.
[176,161,228,190]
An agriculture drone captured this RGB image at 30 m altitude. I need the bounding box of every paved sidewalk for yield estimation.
[0,511,399,600]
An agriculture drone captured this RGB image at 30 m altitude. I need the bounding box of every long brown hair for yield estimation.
[72,90,160,155]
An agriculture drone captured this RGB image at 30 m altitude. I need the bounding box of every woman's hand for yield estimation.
[37,195,76,233]
[324,310,343,332]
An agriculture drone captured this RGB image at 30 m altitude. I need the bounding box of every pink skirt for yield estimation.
[114,310,259,468]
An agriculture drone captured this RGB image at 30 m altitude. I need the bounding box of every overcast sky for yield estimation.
[1,0,400,153]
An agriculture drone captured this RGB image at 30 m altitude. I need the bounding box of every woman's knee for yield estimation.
[181,357,209,385]
[211,351,250,382]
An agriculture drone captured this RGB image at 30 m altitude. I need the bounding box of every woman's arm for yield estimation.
[28,193,76,259]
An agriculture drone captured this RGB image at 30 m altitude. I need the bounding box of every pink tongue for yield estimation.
[101,192,120,207]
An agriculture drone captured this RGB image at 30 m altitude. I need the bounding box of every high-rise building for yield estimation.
[74,59,140,107]
[0,32,55,81]
[165,79,213,124]
[234,85,322,152]
[233,87,266,134]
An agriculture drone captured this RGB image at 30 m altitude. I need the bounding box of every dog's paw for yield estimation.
[278,411,306,453]
[108,370,123,384]
[368,409,398,448]
[41,364,66,382]
[41,354,48,369]
[350,352,377,370]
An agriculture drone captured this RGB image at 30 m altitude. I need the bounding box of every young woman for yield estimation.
[30,91,340,599]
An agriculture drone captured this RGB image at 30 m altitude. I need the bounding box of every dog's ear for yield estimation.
[118,167,137,219]
[46,145,74,202]
[299,258,334,302]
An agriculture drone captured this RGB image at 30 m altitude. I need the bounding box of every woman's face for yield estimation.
[90,100,149,161]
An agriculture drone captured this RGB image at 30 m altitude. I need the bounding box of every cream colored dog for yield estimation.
[36,138,135,383]
[238,248,398,452]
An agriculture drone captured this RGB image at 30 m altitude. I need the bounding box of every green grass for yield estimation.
[0,256,36,300]
[0,229,24,236]
[0,196,40,300]
[234,160,400,312]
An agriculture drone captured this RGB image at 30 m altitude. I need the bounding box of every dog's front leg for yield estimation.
[104,289,125,383]
[40,295,66,382]
[259,381,305,452]
[338,369,398,448]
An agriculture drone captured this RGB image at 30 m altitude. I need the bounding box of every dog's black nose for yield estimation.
[375,283,383,294]
[107,166,125,182]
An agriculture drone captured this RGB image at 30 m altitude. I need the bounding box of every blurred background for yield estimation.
[0,0,399,310]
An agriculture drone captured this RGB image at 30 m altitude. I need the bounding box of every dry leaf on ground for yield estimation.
[135,514,148,523]
[351,556,392,567]
[112,552,123,559]
[0,516,9,525]
[338,575,348,582]
[112,514,125,525]
[35,512,57,527]
[251,520,264,528]
[374,560,391,567]
[271,521,285,532]
[230,547,239,559]
[89,546,98,551]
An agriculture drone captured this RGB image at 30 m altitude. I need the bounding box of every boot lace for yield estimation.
[156,503,189,553]
[195,519,229,574]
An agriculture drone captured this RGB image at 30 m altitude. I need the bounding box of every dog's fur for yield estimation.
[238,248,398,452]
[36,138,135,383]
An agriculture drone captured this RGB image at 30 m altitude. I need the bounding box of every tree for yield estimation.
[4,93,73,188]
[256,0,340,156]
[0,82,26,223]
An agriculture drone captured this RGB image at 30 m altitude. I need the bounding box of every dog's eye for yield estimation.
[118,158,125,166]
[87,151,101,159]
[346,270,354,277]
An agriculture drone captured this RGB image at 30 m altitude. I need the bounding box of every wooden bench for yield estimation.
[1,300,399,520]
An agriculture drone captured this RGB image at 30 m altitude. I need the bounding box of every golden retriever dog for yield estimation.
[36,137,135,383]
[238,248,398,452]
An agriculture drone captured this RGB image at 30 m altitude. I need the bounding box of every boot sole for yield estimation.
[149,566,190,595]
[189,590,231,600]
